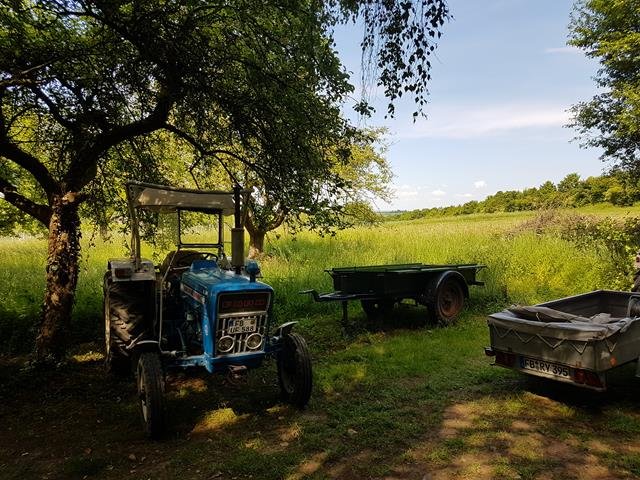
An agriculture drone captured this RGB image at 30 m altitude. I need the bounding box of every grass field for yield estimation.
[2,205,640,479]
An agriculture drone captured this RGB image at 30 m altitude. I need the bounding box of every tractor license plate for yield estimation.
[520,356,570,379]
[228,318,257,334]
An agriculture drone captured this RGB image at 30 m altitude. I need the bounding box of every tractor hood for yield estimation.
[180,264,273,314]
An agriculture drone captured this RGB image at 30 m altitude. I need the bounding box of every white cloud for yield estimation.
[431,189,446,197]
[545,46,581,55]
[474,180,487,189]
[456,193,474,198]
[394,184,419,197]
[396,103,570,139]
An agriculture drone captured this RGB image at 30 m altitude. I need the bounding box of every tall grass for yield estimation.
[0,210,628,353]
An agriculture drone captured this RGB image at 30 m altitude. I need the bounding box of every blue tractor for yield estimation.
[103,182,312,438]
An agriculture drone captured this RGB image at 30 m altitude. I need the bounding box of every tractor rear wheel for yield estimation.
[103,273,132,375]
[136,352,167,439]
[103,272,154,374]
[277,333,312,408]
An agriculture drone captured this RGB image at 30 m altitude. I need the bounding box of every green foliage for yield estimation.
[390,172,640,220]
[0,1,448,357]
[186,128,393,252]
[560,215,640,289]
[506,210,640,289]
[569,0,640,170]
[0,0,446,239]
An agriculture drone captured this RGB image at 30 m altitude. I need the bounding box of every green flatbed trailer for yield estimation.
[303,263,485,326]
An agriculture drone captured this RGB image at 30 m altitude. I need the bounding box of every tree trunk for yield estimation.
[247,230,266,259]
[35,192,81,363]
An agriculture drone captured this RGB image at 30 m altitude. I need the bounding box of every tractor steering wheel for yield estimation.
[202,252,218,262]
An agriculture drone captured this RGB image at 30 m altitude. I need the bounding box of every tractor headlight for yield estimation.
[246,333,263,350]
[217,335,235,353]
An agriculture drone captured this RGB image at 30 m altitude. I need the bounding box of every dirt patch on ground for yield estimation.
[383,386,640,480]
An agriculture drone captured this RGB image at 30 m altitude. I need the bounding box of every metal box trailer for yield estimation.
[486,290,640,391]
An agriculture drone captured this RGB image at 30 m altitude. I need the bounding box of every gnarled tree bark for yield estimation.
[35,192,81,362]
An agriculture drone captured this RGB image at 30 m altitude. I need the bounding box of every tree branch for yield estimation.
[65,86,176,191]
[0,176,52,225]
[0,89,59,198]
[97,88,174,151]
[163,123,264,178]
[0,142,59,200]
[29,86,79,132]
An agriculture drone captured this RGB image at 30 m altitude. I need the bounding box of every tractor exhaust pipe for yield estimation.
[232,185,244,274]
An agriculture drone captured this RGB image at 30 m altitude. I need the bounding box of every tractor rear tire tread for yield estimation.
[105,336,130,376]
[105,277,153,347]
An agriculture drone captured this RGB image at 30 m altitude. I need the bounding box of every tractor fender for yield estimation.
[424,270,469,304]
[107,258,156,282]
[273,321,298,339]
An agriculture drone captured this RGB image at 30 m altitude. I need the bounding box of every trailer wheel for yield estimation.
[429,276,465,326]
[360,298,394,320]
[136,352,167,439]
[277,333,312,408]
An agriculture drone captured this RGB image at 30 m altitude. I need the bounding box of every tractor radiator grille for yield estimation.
[215,313,268,355]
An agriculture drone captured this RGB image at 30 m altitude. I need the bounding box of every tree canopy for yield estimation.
[569,0,640,171]
[0,0,449,360]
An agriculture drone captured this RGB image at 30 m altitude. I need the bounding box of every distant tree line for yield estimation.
[390,172,640,220]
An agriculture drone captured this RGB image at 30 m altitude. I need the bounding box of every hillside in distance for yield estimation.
[387,172,640,220]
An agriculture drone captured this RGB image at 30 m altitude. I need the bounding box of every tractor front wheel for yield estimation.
[136,352,167,439]
[277,333,312,408]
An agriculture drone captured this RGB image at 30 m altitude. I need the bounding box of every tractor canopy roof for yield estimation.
[126,182,236,214]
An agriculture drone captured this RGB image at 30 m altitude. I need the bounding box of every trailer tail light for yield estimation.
[573,368,603,388]
[494,351,516,367]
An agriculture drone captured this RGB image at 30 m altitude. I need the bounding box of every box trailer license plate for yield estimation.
[228,318,257,334]
[520,356,570,378]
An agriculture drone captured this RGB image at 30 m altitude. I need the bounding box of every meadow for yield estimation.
[2,205,640,479]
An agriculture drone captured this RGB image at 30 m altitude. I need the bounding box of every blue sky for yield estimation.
[334,0,603,211]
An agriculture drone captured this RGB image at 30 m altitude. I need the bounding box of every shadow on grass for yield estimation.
[0,351,305,480]
[4,328,640,480]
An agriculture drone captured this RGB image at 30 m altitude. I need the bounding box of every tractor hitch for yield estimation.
[226,365,248,385]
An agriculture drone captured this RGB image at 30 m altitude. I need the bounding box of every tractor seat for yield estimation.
[160,250,206,276]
